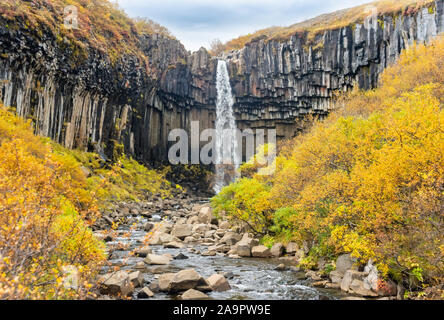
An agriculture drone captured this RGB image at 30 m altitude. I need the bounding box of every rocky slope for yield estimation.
[0,0,443,162]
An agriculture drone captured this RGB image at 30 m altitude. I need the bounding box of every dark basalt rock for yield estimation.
[0,1,443,163]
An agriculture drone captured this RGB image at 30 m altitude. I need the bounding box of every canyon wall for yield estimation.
[0,1,443,162]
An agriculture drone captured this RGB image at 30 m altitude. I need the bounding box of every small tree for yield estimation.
[209,38,225,57]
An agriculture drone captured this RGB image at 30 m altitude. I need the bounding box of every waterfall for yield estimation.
[214,60,239,193]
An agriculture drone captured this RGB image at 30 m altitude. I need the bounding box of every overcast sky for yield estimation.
[116,0,372,52]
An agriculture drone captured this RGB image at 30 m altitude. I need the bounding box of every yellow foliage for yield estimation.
[213,39,444,286]
[0,103,172,299]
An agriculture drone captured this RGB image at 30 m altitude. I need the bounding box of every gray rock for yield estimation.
[144,254,171,265]
[270,243,285,257]
[171,224,193,239]
[128,271,144,288]
[251,245,272,258]
[206,274,231,292]
[99,271,133,296]
[137,287,154,298]
[336,253,358,275]
[168,269,207,293]
[181,289,210,300]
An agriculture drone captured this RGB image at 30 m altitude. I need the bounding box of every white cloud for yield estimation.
[116,0,372,51]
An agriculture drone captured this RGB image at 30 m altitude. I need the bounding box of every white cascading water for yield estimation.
[214,60,240,193]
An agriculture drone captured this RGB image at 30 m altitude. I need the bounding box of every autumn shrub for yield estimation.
[0,103,172,299]
[0,107,107,299]
[212,39,444,288]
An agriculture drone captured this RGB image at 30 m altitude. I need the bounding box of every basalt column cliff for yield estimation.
[0,0,443,162]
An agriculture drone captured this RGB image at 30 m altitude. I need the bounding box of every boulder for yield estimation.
[187,215,199,224]
[137,287,154,298]
[219,232,242,245]
[329,271,343,284]
[158,273,175,291]
[363,260,397,297]
[274,264,288,271]
[270,243,285,257]
[164,241,185,249]
[144,254,171,265]
[232,234,259,257]
[134,246,152,257]
[285,242,299,255]
[251,245,272,258]
[198,206,216,224]
[181,289,209,300]
[128,271,144,288]
[159,233,180,244]
[192,224,211,235]
[171,224,193,239]
[350,279,378,297]
[206,274,231,292]
[168,269,207,293]
[144,222,154,232]
[157,222,173,234]
[174,253,189,260]
[305,270,322,281]
[99,271,133,296]
[341,270,367,292]
[218,221,230,229]
[336,253,358,275]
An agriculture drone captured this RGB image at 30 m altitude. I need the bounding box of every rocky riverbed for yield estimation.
[93,197,398,300]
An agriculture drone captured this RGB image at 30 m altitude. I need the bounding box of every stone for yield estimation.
[171,224,193,239]
[336,253,358,275]
[313,280,329,288]
[168,269,207,293]
[164,241,185,249]
[270,243,285,257]
[181,289,209,300]
[274,264,288,271]
[174,253,189,260]
[134,246,152,257]
[192,224,211,235]
[305,270,322,281]
[157,223,173,234]
[99,271,133,296]
[329,270,343,284]
[144,254,171,265]
[158,273,175,291]
[251,245,272,258]
[148,282,160,293]
[349,279,379,297]
[144,222,154,232]
[341,270,367,292]
[206,274,231,292]
[202,250,216,256]
[219,232,242,245]
[128,271,144,288]
[198,206,216,224]
[137,287,154,298]
[285,242,299,255]
[218,221,230,229]
[159,233,180,244]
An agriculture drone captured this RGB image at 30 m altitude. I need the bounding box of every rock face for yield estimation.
[0,2,442,163]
